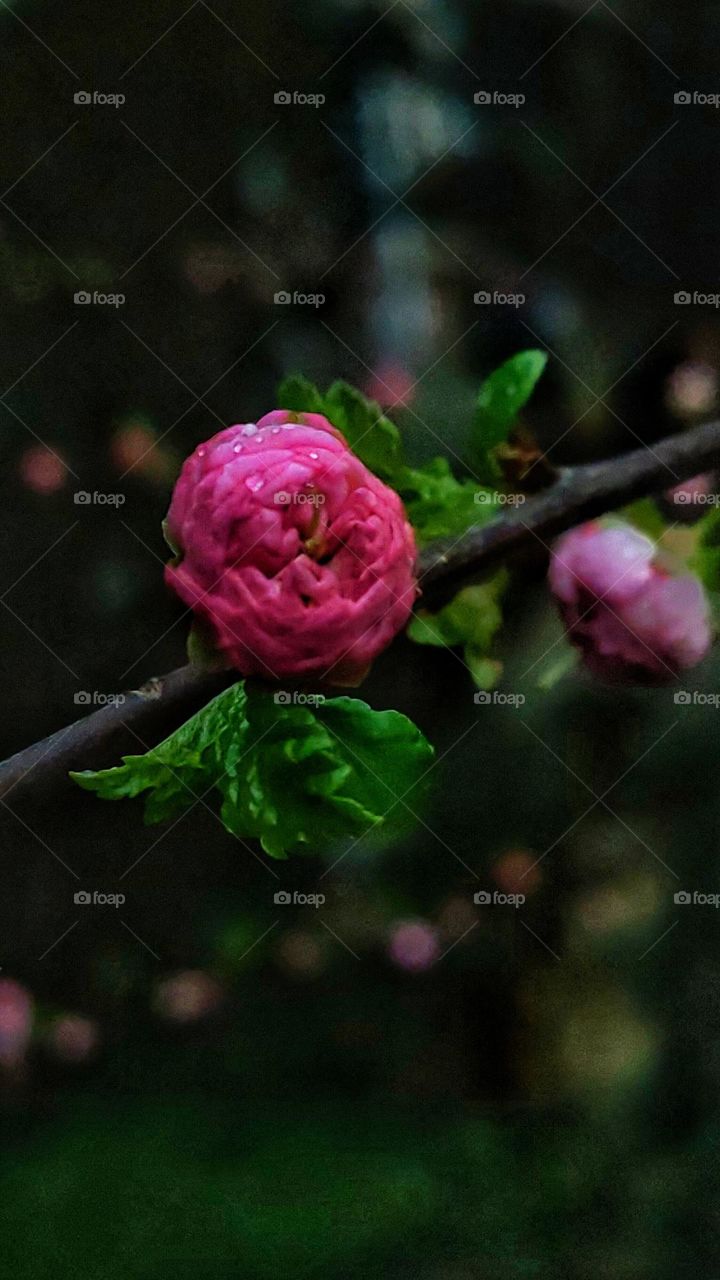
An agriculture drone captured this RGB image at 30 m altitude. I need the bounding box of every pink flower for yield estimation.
[0,978,33,1067]
[164,411,417,684]
[388,920,439,972]
[549,520,711,682]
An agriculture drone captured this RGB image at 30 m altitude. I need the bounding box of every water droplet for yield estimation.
[233,443,243,453]
[309,451,319,460]
[242,423,258,437]
[197,447,206,458]
[271,427,281,435]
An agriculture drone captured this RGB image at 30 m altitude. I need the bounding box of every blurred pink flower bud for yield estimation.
[48,1015,99,1063]
[154,970,223,1024]
[0,979,33,1067]
[549,520,711,682]
[19,446,67,495]
[388,920,439,972]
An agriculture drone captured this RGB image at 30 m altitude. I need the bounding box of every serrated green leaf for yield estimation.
[321,381,403,481]
[474,349,547,477]
[71,683,434,860]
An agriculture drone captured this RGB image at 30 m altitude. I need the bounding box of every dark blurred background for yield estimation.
[1,1,720,1276]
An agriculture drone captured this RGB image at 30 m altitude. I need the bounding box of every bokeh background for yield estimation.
[1,1,720,1276]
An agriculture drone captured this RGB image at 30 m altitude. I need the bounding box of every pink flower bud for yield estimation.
[388,920,439,972]
[0,979,33,1067]
[549,520,711,682]
[164,411,417,684]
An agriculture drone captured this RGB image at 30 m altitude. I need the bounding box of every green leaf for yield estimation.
[691,505,720,593]
[71,683,434,860]
[397,458,498,544]
[321,381,403,481]
[276,375,326,415]
[621,498,668,541]
[407,577,507,688]
[474,349,547,476]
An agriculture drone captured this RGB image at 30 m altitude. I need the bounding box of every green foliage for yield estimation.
[394,458,497,543]
[408,575,508,688]
[473,348,547,479]
[691,504,720,593]
[71,683,434,859]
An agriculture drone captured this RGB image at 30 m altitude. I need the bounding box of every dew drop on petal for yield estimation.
[309,451,319,460]
[242,423,258,437]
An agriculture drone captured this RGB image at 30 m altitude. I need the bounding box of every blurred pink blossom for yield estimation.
[388,920,439,972]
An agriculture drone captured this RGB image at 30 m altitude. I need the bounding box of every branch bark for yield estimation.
[3,418,719,804]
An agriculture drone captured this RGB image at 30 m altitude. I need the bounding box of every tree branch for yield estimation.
[417,416,720,592]
[3,418,719,804]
